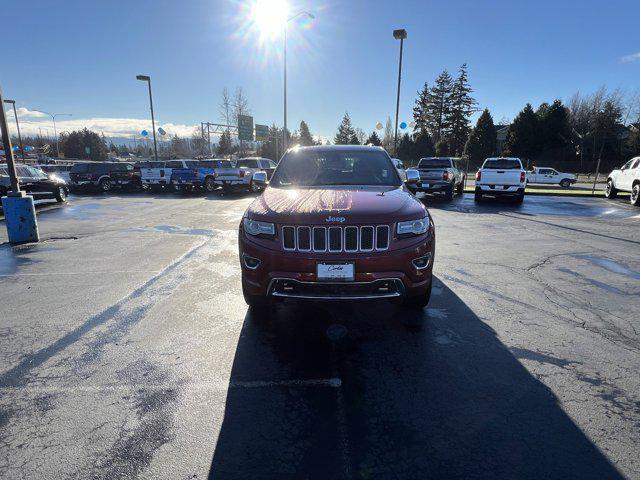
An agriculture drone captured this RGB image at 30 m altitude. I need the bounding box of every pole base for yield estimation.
[1,194,40,244]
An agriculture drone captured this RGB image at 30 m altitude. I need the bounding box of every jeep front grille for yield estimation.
[282,225,389,253]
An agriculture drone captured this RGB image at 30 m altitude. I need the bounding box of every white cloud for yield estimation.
[621,52,640,63]
[16,107,48,118]
[8,112,198,139]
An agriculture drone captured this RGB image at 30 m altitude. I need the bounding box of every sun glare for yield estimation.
[250,0,289,39]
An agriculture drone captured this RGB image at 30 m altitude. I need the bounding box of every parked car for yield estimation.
[606,156,640,206]
[170,159,234,192]
[475,157,526,203]
[526,167,576,187]
[38,164,73,183]
[0,164,69,202]
[215,157,276,192]
[238,145,434,310]
[140,159,198,191]
[68,162,136,192]
[414,157,465,199]
[391,158,407,182]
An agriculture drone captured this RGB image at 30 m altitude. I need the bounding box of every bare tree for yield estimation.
[219,87,232,127]
[233,87,251,123]
[382,116,393,151]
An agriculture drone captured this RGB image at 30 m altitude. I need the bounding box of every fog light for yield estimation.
[243,253,261,270]
[412,253,432,270]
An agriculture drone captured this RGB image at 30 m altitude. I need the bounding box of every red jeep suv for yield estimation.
[239,145,435,309]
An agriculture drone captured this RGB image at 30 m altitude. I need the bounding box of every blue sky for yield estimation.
[3,0,639,141]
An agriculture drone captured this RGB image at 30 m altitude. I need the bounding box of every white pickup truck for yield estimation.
[139,159,198,191]
[606,156,640,206]
[475,157,526,203]
[526,167,576,188]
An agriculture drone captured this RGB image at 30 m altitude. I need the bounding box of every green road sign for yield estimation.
[238,115,254,141]
[255,124,269,141]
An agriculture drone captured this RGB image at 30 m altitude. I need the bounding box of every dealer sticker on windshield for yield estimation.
[317,262,354,281]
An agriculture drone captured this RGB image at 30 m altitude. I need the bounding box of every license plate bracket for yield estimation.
[317,262,355,281]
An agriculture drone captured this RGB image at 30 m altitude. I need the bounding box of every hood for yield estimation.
[246,186,427,224]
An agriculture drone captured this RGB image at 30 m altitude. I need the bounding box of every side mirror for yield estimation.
[405,169,420,185]
[252,170,267,187]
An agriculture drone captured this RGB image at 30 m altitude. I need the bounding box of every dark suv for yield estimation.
[69,162,135,192]
[0,164,69,202]
[239,145,435,309]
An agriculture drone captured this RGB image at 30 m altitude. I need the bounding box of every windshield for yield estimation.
[418,158,451,169]
[270,149,401,187]
[483,159,522,169]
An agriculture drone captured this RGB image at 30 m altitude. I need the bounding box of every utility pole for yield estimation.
[3,100,25,161]
[0,84,39,243]
[393,29,407,156]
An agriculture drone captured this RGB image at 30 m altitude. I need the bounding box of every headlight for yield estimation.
[243,217,275,237]
[397,216,430,236]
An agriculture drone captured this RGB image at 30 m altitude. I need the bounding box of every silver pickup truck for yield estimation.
[414,157,465,200]
[214,157,276,193]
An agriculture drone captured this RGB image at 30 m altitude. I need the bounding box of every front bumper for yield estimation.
[240,231,435,300]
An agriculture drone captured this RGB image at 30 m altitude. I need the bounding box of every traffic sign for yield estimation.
[255,124,269,141]
[238,115,254,141]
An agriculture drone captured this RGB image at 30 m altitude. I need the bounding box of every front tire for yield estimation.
[204,176,217,193]
[605,179,618,199]
[99,178,112,193]
[631,183,640,207]
[55,186,67,203]
[249,181,262,193]
[560,179,571,188]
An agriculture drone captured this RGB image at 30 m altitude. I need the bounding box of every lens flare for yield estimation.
[250,0,288,40]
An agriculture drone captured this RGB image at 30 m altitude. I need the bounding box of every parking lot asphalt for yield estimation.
[1,191,639,479]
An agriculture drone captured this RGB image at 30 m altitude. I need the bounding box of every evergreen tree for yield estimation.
[365,131,382,146]
[435,138,450,156]
[217,130,233,155]
[626,125,640,156]
[334,112,356,145]
[464,109,497,168]
[299,120,315,146]
[448,64,477,155]
[412,82,430,136]
[424,71,454,142]
[413,132,435,159]
[537,99,571,151]
[60,128,108,160]
[396,133,415,162]
[505,104,540,161]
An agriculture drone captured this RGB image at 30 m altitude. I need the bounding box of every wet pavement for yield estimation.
[0,191,639,479]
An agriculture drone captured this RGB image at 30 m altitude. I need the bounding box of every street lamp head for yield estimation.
[393,29,407,40]
[136,75,150,81]
[3,99,15,105]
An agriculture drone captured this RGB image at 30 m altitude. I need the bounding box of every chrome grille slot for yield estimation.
[360,226,374,251]
[313,227,326,252]
[376,225,389,250]
[282,225,390,253]
[329,227,342,252]
[344,226,358,252]
[297,226,311,251]
[283,226,295,250]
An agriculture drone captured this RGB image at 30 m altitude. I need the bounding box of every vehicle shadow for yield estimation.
[207,279,623,479]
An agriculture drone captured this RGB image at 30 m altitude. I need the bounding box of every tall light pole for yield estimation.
[38,111,72,158]
[3,99,25,161]
[393,28,407,156]
[283,11,314,155]
[136,75,159,162]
